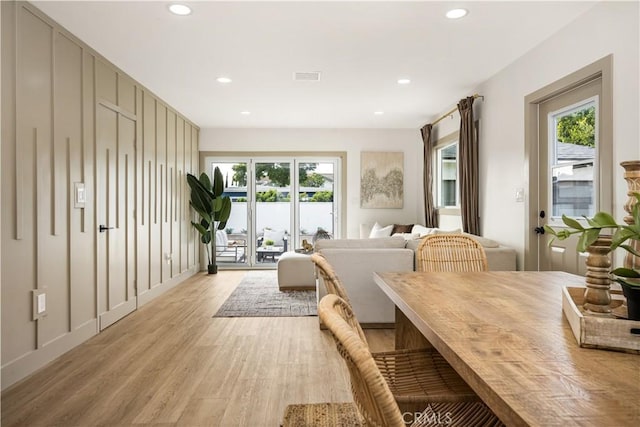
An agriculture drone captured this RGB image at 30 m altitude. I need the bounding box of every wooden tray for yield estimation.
[562,287,640,354]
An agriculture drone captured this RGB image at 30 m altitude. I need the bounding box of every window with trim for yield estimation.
[434,140,459,209]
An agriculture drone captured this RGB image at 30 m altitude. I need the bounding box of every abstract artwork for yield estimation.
[360,151,404,208]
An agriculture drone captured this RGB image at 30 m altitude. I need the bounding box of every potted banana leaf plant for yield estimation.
[544,192,640,320]
[187,167,232,274]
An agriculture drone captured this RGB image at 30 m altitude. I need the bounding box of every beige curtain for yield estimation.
[458,96,480,235]
[420,124,439,228]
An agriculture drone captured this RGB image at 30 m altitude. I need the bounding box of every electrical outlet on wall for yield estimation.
[32,290,47,320]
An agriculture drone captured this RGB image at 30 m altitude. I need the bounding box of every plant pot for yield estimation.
[208,264,218,275]
[621,283,640,321]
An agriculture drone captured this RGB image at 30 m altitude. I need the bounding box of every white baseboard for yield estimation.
[1,265,199,391]
[1,320,97,391]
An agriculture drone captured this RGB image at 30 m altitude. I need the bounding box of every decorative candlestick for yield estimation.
[583,236,613,315]
[621,161,640,271]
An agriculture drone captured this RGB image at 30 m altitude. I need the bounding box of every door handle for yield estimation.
[99,225,114,233]
[534,226,545,235]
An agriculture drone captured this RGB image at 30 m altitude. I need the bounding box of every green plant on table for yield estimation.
[264,239,275,247]
[544,192,640,289]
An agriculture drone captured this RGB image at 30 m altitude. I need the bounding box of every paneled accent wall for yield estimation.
[1,1,199,389]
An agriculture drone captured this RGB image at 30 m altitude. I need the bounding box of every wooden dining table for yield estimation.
[373,271,640,426]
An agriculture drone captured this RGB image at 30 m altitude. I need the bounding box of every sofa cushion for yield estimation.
[316,236,406,250]
[369,222,393,238]
[405,233,500,250]
[463,233,500,248]
[263,228,285,246]
[393,232,421,241]
[432,228,462,235]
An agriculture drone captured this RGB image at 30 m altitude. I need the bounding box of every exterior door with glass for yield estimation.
[538,77,609,273]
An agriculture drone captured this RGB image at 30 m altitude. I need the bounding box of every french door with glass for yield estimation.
[206,156,339,267]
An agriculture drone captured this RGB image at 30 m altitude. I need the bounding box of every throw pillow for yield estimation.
[369,222,393,238]
[411,224,436,237]
[391,224,413,234]
[263,228,285,246]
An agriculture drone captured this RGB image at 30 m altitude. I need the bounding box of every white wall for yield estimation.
[199,128,424,237]
[429,1,639,267]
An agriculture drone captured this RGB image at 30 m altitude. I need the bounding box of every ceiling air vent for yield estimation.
[293,71,321,82]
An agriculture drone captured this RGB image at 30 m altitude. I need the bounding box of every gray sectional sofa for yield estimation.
[315,234,516,327]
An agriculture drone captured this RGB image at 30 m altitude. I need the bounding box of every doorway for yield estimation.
[96,102,137,329]
[524,56,613,272]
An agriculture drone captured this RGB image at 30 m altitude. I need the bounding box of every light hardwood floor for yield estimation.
[2,270,394,426]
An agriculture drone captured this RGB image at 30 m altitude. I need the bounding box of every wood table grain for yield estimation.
[373,271,640,426]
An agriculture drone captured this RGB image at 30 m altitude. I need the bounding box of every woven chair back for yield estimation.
[416,234,488,273]
[311,253,351,303]
[318,294,406,427]
[311,253,368,343]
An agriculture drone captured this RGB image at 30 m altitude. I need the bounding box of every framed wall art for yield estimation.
[360,151,404,208]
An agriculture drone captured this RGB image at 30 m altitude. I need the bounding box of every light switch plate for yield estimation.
[515,188,525,202]
[74,182,86,208]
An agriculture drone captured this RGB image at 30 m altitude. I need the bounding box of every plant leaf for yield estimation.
[613,277,640,288]
[620,244,640,258]
[213,166,224,197]
[585,216,600,227]
[191,221,209,237]
[612,267,640,278]
[561,215,584,230]
[189,201,211,224]
[611,227,636,249]
[633,197,640,228]
[201,233,211,245]
[591,211,618,227]
[577,228,601,252]
[199,172,212,192]
[216,197,232,229]
[187,174,213,216]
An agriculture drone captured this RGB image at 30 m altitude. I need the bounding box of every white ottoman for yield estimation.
[277,252,316,290]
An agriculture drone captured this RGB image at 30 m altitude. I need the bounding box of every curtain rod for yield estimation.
[431,93,484,127]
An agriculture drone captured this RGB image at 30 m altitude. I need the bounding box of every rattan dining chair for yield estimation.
[416,234,488,272]
[319,294,504,427]
[311,252,479,415]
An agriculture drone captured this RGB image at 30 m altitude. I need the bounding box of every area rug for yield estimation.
[213,270,317,317]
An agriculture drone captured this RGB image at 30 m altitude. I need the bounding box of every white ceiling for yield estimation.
[33,1,598,129]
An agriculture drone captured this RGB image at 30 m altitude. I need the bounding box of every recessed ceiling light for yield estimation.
[240,111,251,115]
[446,8,468,19]
[397,78,411,85]
[216,77,232,84]
[374,111,384,115]
[168,4,191,16]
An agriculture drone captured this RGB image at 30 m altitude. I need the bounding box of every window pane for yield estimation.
[550,101,596,218]
[210,162,247,265]
[255,162,291,264]
[299,162,334,248]
[436,142,458,207]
